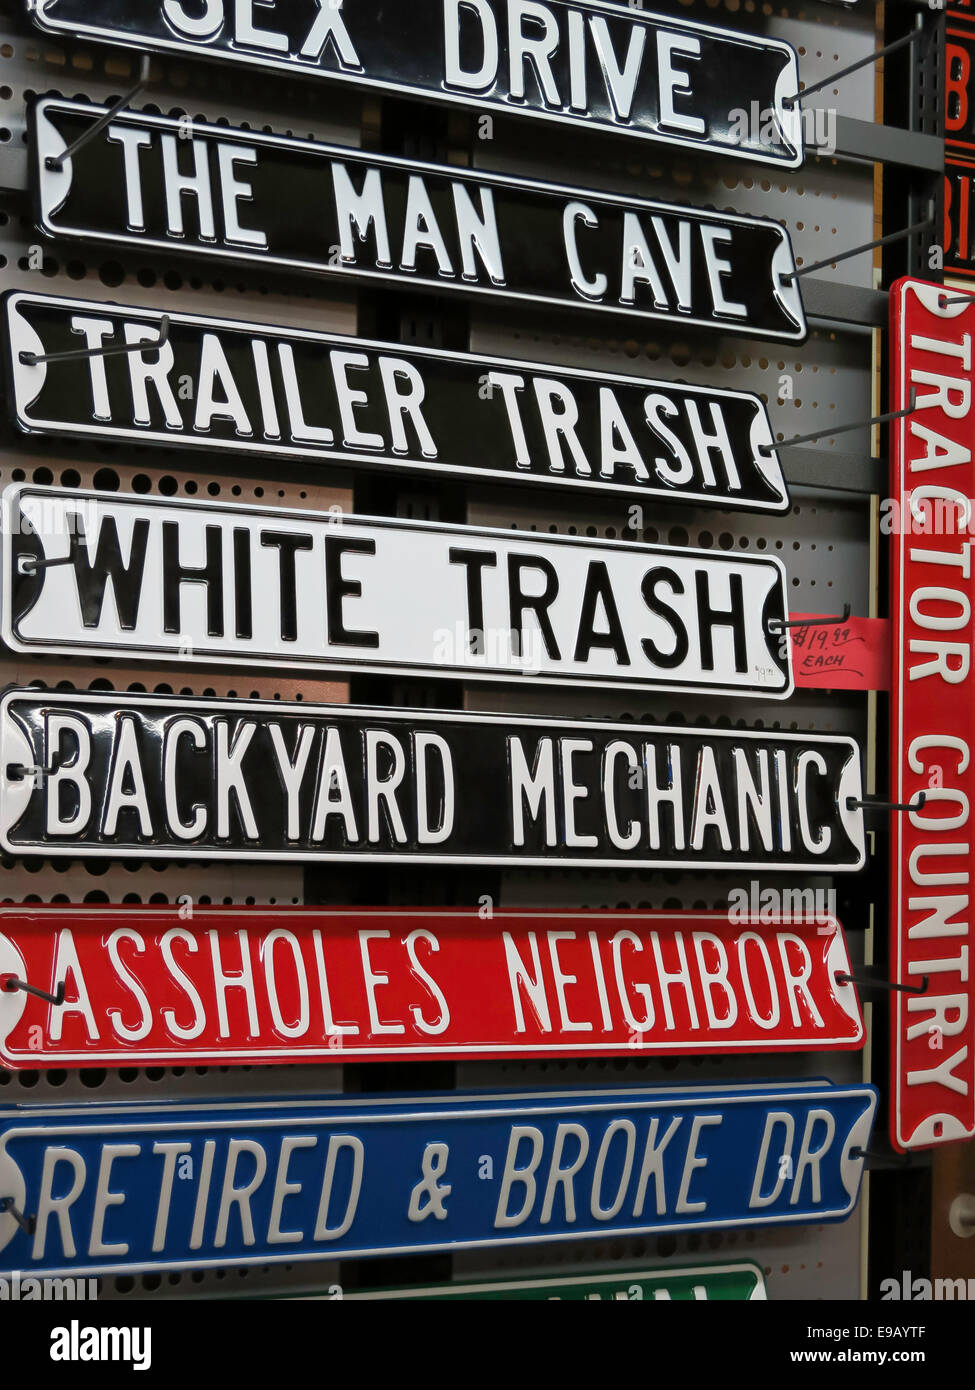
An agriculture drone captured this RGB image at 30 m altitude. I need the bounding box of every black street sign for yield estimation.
[2,486,794,698]
[0,689,867,869]
[29,100,808,342]
[29,0,803,168]
[3,291,791,513]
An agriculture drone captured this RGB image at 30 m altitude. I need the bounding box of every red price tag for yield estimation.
[790,615,890,691]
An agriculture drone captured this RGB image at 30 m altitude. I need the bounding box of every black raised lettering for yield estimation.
[233,528,252,641]
[508,554,560,660]
[695,570,747,673]
[324,537,379,648]
[641,567,689,668]
[573,561,629,664]
[162,521,224,637]
[449,547,498,654]
[65,512,150,631]
[260,531,314,642]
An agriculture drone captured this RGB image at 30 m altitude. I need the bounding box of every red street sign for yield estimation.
[890,279,975,1151]
[0,907,863,1069]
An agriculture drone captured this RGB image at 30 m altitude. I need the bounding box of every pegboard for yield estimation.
[452,0,884,1303]
[0,0,927,1305]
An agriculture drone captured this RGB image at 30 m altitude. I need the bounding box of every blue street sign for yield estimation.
[0,1082,877,1278]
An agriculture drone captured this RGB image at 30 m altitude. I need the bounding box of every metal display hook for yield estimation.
[761,390,918,455]
[845,793,927,814]
[782,27,927,109]
[17,552,80,576]
[1,975,66,1007]
[940,291,975,309]
[835,967,929,998]
[0,1198,36,1237]
[5,759,61,783]
[849,1146,915,1173]
[19,314,171,369]
[782,220,933,286]
[45,54,152,173]
[768,604,851,637]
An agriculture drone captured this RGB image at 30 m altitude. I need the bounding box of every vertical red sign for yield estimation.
[890,278,975,1151]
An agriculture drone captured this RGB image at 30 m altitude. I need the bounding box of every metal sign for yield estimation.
[945,154,975,281]
[0,688,867,870]
[946,22,975,277]
[948,0,975,256]
[0,1082,878,1277]
[295,1263,769,1301]
[0,908,865,1070]
[890,279,975,1152]
[947,23,975,157]
[29,100,808,343]
[2,485,794,699]
[29,0,803,169]
[2,291,791,514]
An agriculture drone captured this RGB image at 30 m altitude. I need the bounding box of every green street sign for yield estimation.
[299,1263,767,1302]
